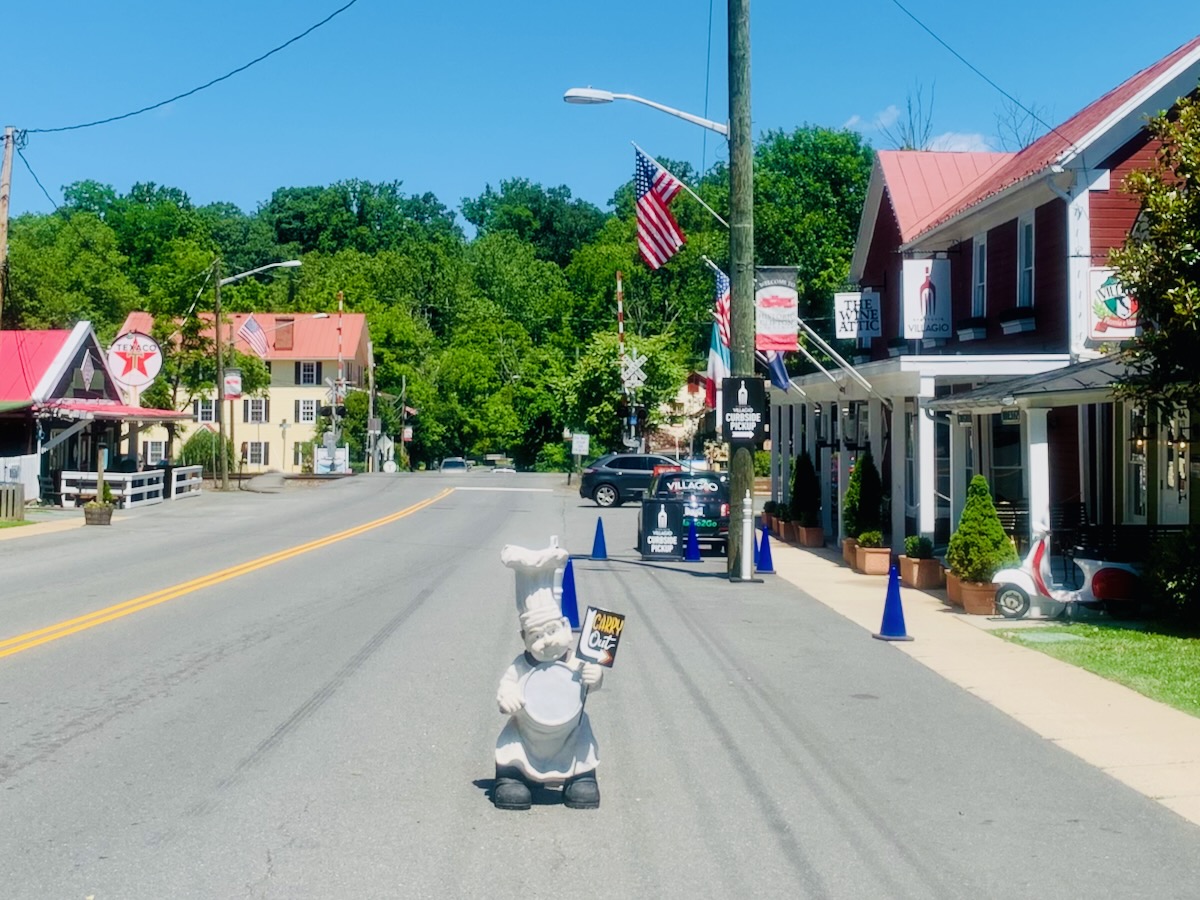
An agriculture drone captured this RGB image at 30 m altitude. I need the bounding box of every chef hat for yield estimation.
[501,542,570,631]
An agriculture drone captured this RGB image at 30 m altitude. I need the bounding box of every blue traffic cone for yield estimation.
[873,565,914,641]
[757,524,775,574]
[560,559,581,629]
[591,517,608,560]
[684,520,702,562]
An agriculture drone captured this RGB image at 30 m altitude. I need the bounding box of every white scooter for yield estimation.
[992,531,1143,619]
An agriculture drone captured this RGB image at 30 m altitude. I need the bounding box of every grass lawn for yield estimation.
[0,519,34,529]
[995,622,1200,718]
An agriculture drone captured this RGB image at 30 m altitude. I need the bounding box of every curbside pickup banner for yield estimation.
[721,376,765,445]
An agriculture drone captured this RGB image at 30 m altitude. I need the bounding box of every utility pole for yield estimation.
[214,258,230,491]
[727,0,756,577]
[0,127,15,329]
[367,339,376,472]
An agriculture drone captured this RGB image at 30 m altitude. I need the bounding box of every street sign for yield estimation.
[223,369,243,400]
[621,350,648,389]
[571,432,590,457]
[107,332,162,388]
[368,417,381,434]
[721,377,766,444]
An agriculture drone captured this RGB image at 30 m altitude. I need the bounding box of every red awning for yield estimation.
[34,400,193,421]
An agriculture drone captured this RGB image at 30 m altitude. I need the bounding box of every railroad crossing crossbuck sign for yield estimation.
[621,350,648,390]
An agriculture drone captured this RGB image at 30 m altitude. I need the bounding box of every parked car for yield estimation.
[637,471,731,551]
[579,453,679,507]
[439,456,468,472]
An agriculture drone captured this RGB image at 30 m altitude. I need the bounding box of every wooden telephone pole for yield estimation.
[0,127,16,329]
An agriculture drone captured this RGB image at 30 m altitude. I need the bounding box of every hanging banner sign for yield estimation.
[576,606,626,667]
[107,332,162,388]
[834,290,882,339]
[1089,268,1140,340]
[902,259,953,339]
[223,368,243,401]
[721,377,766,444]
[754,267,799,352]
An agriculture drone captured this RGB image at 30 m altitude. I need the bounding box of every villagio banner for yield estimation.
[1089,268,1140,340]
[754,267,799,352]
[834,290,882,339]
[902,259,953,340]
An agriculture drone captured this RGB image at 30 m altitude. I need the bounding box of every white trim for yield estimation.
[1017,212,1035,308]
[32,322,93,401]
[849,159,886,283]
[972,233,988,318]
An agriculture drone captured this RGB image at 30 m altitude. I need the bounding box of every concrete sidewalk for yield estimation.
[767,535,1200,829]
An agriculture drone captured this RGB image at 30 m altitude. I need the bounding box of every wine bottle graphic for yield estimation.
[737,380,748,405]
[919,266,936,317]
[657,504,668,529]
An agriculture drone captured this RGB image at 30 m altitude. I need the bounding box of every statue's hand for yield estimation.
[580,663,603,689]
[497,679,524,715]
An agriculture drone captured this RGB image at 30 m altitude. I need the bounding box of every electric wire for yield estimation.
[25,0,361,134]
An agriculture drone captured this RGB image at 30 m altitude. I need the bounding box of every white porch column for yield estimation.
[868,398,883,458]
[803,403,814,460]
[949,414,968,532]
[1025,407,1051,534]
[917,377,937,537]
[820,403,834,536]
[1065,169,1095,360]
[891,399,906,545]
[770,401,782,501]
[837,421,851,542]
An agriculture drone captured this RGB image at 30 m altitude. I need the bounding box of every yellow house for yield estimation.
[119,311,372,474]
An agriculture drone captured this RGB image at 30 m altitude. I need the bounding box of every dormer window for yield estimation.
[972,234,987,317]
[1017,213,1035,308]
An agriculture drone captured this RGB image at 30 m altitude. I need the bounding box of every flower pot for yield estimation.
[84,506,113,526]
[842,537,859,565]
[855,545,891,575]
[945,570,963,607]
[783,522,801,543]
[798,525,825,548]
[960,580,997,616]
[900,556,945,590]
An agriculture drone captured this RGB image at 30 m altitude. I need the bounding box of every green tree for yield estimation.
[462,178,608,267]
[789,452,821,527]
[855,449,883,535]
[946,475,1019,583]
[1111,94,1200,410]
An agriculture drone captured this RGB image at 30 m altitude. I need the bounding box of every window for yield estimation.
[297,399,317,423]
[244,398,268,423]
[195,399,216,422]
[1017,214,1034,308]
[300,361,317,385]
[294,443,305,467]
[144,441,166,465]
[1127,407,1147,520]
[247,441,270,466]
[972,234,987,317]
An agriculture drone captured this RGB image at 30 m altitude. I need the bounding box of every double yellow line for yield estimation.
[0,488,453,660]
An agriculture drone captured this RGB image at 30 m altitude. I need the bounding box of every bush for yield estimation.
[842,460,862,538]
[534,443,570,472]
[946,475,1018,583]
[179,429,234,477]
[857,530,884,548]
[754,450,771,477]
[855,449,883,534]
[904,535,934,559]
[762,500,778,515]
[1145,527,1200,627]
[789,452,821,527]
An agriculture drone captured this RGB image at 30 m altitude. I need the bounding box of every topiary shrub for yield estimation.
[857,529,884,548]
[842,460,862,538]
[946,475,1019,583]
[1145,527,1200,628]
[904,535,934,559]
[762,500,778,516]
[855,449,883,534]
[789,452,821,527]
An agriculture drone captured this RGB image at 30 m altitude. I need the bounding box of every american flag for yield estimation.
[635,148,685,269]
[714,267,731,349]
[237,314,269,359]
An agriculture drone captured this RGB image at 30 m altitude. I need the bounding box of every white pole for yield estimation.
[741,489,754,580]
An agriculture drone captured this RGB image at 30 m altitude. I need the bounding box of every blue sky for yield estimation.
[6,1,1196,220]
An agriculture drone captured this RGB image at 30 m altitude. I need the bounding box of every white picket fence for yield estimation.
[58,466,203,509]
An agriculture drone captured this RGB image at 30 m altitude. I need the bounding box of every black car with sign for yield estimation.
[636,471,731,552]
[579,452,680,507]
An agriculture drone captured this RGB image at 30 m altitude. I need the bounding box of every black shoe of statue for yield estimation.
[563,772,600,810]
[493,775,532,811]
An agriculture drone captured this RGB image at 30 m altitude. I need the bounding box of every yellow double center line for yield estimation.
[0,488,454,660]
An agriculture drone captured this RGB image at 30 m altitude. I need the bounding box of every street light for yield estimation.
[562,88,729,136]
[214,259,302,491]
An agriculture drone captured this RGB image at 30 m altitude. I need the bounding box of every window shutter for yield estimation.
[264,399,270,422]
[142,441,148,463]
[295,362,301,385]
[316,362,323,384]
[295,400,301,422]
[192,400,198,419]
[243,399,249,422]
[263,443,270,466]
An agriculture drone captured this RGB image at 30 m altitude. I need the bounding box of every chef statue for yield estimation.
[494,542,603,811]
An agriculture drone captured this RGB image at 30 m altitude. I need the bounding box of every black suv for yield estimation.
[637,471,731,551]
[579,453,679,507]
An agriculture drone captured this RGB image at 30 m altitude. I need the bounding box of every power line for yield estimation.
[26,0,362,135]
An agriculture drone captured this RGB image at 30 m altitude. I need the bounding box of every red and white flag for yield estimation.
[635,148,685,269]
[237,315,269,359]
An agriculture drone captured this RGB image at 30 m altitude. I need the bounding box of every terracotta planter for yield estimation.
[855,545,891,575]
[900,556,944,590]
[784,522,801,543]
[84,506,114,526]
[798,525,825,548]
[842,537,859,565]
[945,570,963,607]
[960,580,997,616]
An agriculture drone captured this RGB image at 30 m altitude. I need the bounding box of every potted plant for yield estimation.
[841,459,861,564]
[761,500,778,534]
[855,530,891,575]
[945,475,1019,614]
[776,506,796,543]
[790,452,824,547]
[84,480,116,526]
[900,535,944,589]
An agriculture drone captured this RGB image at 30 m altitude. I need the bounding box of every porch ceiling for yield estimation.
[924,354,1127,413]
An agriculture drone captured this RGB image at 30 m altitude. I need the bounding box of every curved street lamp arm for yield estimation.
[611,93,729,137]
[219,260,301,286]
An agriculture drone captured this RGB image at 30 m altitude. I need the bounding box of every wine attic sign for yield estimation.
[902,258,952,340]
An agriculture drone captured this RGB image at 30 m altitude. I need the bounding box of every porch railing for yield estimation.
[170,465,204,499]
[60,470,165,509]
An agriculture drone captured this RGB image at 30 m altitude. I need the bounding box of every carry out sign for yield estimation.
[576,607,625,668]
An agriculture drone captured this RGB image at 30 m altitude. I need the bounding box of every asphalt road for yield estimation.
[2,473,1198,899]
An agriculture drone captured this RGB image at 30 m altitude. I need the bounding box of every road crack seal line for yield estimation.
[0,488,455,660]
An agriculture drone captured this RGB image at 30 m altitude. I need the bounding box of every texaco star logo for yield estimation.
[106,332,163,388]
[114,337,156,377]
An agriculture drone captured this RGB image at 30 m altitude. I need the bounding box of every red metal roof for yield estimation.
[0,330,71,402]
[118,311,368,361]
[914,34,1200,240]
[878,151,1013,242]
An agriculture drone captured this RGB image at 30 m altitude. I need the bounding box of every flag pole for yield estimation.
[633,141,729,229]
